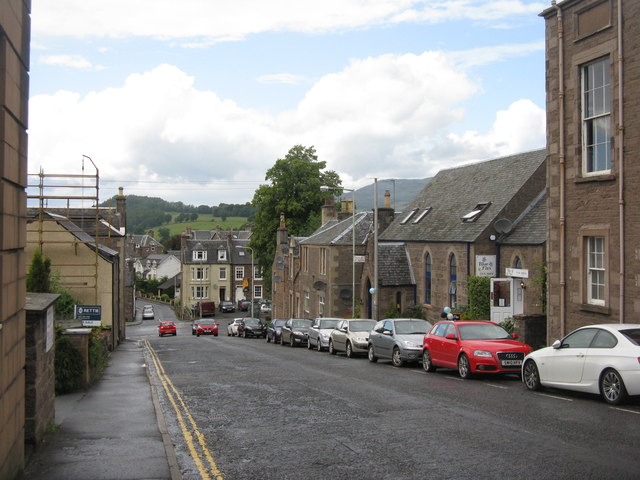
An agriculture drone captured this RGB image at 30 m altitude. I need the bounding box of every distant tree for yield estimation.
[163,234,182,251]
[196,204,211,214]
[27,249,52,293]
[190,212,198,221]
[157,227,170,244]
[250,145,341,294]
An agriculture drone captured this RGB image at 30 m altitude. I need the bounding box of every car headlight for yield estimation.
[319,333,328,340]
[473,350,493,358]
[402,340,420,348]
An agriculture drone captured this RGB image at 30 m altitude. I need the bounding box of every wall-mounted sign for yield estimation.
[475,255,496,277]
[75,305,102,327]
[354,255,366,263]
[506,268,529,278]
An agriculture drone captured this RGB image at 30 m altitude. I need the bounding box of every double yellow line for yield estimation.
[144,339,224,480]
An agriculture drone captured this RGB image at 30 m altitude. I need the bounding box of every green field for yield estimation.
[151,214,249,237]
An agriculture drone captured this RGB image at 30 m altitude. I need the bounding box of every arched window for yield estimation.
[514,256,522,269]
[449,254,457,309]
[425,253,432,304]
[396,292,402,313]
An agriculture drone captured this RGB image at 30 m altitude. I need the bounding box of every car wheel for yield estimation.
[317,340,323,352]
[266,334,271,343]
[391,347,404,367]
[196,332,200,337]
[214,334,218,337]
[346,342,354,358]
[173,332,177,336]
[192,330,195,336]
[368,345,378,363]
[458,353,472,379]
[522,360,541,391]
[307,338,313,350]
[243,331,248,338]
[290,337,295,347]
[600,368,628,405]
[281,335,286,346]
[422,349,436,372]
[329,340,337,355]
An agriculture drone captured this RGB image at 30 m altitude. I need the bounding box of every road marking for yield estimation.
[534,392,573,401]
[610,407,640,415]
[485,383,508,390]
[145,339,224,480]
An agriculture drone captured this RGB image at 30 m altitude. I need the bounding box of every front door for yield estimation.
[490,278,513,323]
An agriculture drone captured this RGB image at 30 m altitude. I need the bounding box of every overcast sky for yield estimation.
[28,0,548,207]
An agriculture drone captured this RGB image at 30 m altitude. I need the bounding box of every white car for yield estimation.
[328,319,376,358]
[227,318,243,336]
[142,305,154,320]
[522,324,640,405]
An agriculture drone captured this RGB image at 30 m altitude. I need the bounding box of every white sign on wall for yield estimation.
[506,268,529,278]
[475,255,496,277]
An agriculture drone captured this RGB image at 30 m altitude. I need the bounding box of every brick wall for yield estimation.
[0,0,30,478]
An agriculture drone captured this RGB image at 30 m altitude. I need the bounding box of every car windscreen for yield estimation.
[244,318,261,326]
[395,320,431,335]
[319,319,340,329]
[292,319,313,328]
[273,319,287,326]
[350,320,376,332]
[621,328,640,345]
[198,320,216,325]
[458,323,512,340]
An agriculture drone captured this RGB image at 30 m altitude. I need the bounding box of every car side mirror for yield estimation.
[312,325,319,329]
[511,332,519,339]
[552,339,562,349]
[445,333,458,340]
[340,327,348,332]
[383,330,393,336]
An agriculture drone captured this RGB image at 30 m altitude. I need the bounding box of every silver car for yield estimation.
[368,318,432,367]
[329,319,376,358]
[307,317,341,351]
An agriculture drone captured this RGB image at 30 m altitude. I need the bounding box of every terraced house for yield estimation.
[541,0,640,340]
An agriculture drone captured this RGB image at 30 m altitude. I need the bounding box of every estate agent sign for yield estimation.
[75,305,102,327]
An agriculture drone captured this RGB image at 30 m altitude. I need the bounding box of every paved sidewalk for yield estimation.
[24,338,180,480]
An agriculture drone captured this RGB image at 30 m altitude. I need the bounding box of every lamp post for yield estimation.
[321,186,356,318]
[236,245,254,318]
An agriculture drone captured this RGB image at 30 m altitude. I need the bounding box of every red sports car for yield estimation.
[192,319,219,337]
[422,320,532,378]
[158,321,177,337]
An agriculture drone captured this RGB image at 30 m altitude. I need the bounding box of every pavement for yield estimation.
[23,333,181,480]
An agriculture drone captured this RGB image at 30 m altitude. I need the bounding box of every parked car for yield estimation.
[422,320,532,379]
[329,319,376,357]
[522,324,640,405]
[260,301,272,314]
[220,301,236,313]
[238,300,251,312]
[237,317,266,338]
[227,318,243,336]
[193,301,216,317]
[280,318,313,347]
[368,318,432,366]
[158,321,176,337]
[307,317,341,351]
[266,318,288,344]
[142,305,154,320]
[192,319,219,337]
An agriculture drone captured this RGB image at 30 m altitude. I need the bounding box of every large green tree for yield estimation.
[250,145,341,294]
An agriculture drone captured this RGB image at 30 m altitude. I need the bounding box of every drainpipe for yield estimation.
[616,0,625,323]
[554,1,567,338]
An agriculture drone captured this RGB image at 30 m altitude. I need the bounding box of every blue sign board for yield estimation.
[75,305,102,327]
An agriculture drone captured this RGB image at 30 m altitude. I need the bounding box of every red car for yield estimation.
[158,321,177,337]
[192,319,219,337]
[422,320,532,378]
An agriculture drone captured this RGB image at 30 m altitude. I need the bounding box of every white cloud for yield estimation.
[258,73,307,85]
[28,51,545,205]
[32,1,545,43]
[40,54,106,70]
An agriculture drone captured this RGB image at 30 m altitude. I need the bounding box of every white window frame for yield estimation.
[191,266,208,281]
[400,208,418,224]
[218,249,227,261]
[582,57,611,175]
[304,291,310,314]
[254,266,263,280]
[320,248,327,276]
[319,295,325,316]
[219,267,227,281]
[191,286,209,299]
[193,250,207,261]
[254,284,263,299]
[587,236,605,306]
[235,266,244,280]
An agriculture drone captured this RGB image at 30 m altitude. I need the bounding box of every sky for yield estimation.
[28,0,549,207]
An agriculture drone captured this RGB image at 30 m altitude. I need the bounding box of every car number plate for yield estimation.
[501,359,522,367]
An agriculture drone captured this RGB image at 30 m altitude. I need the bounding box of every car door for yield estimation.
[544,328,597,384]
[309,318,320,347]
[333,320,347,350]
[425,323,448,366]
[283,319,292,343]
[377,320,395,359]
[440,323,461,368]
[582,328,618,387]
[369,320,385,355]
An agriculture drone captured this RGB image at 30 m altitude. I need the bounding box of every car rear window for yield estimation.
[621,328,640,345]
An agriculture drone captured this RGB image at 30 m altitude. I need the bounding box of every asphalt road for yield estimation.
[130,303,640,480]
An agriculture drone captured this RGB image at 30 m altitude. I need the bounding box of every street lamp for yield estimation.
[236,245,254,318]
[321,186,356,318]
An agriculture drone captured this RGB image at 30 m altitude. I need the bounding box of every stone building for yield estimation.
[0,1,30,478]
[378,150,547,325]
[541,0,640,340]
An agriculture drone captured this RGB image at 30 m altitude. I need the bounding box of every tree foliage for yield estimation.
[465,276,491,320]
[249,145,341,293]
[26,249,52,293]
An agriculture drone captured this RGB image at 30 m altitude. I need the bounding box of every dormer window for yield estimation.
[400,208,418,224]
[412,207,432,224]
[218,249,227,261]
[193,250,207,261]
[462,203,490,223]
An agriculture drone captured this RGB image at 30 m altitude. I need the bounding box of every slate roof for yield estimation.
[500,190,547,245]
[183,239,229,264]
[301,212,372,246]
[380,149,546,243]
[378,242,414,286]
[131,234,163,248]
[230,239,254,265]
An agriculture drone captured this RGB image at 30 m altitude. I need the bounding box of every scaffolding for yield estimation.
[26,156,101,304]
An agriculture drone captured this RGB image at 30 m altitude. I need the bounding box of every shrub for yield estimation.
[402,304,426,319]
[88,329,109,383]
[55,332,83,394]
[466,276,490,320]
